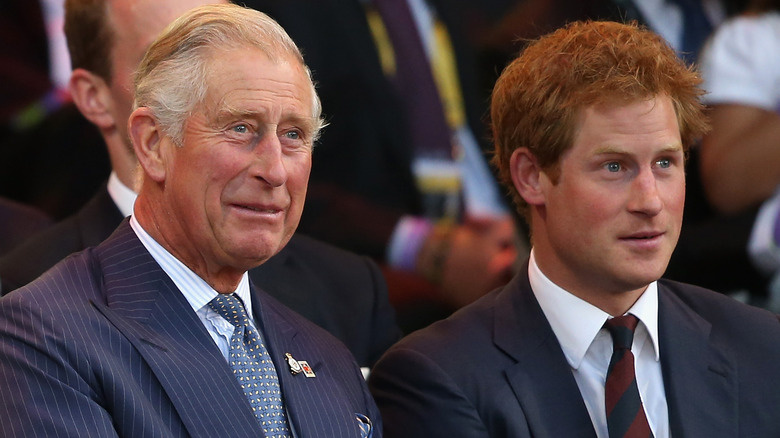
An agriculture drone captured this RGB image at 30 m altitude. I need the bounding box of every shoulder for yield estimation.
[658,278,780,342]
[368,285,520,437]
[373,283,508,381]
[0,187,121,295]
[659,278,776,318]
[251,232,385,315]
[258,287,357,357]
[0,216,84,293]
[284,233,378,271]
[2,247,103,309]
[255,233,381,290]
[0,248,105,360]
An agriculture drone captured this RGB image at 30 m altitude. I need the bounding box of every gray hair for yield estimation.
[133,3,323,145]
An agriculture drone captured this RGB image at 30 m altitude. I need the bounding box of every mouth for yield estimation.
[619,231,664,245]
[236,204,281,213]
[231,203,285,216]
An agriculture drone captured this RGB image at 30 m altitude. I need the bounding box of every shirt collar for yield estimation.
[129,215,254,322]
[107,171,137,218]
[528,250,660,370]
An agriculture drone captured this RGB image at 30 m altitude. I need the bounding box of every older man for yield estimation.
[368,20,780,437]
[0,0,399,369]
[0,5,380,437]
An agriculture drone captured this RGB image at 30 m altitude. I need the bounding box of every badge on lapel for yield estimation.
[286,352,316,378]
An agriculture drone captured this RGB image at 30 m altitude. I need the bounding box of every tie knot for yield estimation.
[208,293,250,328]
[604,314,639,350]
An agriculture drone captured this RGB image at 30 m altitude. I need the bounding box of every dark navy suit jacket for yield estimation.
[0,184,401,367]
[0,222,381,437]
[369,263,780,437]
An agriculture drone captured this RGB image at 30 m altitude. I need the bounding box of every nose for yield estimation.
[250,134,287,187]
[627,168,663,216]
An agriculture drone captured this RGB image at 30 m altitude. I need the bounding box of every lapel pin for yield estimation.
[299,360,316,378]
[286,353,303,375]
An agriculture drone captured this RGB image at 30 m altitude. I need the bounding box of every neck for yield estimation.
[133,190,244,293]
[104,135,139,192]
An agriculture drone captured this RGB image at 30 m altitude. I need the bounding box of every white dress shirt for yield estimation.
[528,250,670,438]
[129,215,256,361]
[106,172,137,218]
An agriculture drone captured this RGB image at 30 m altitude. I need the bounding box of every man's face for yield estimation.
[157,49,316,273]
[107,0,221,146]
[531,95,685,305]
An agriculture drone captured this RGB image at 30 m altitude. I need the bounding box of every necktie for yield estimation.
[372,0,452,159]
[604,314,653,438]
[209,293,290,437]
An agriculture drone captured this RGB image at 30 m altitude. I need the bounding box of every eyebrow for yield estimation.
[214,107,318,136]
[592,143,683,155]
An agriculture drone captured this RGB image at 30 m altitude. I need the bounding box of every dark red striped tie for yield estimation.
[604,314,653,438]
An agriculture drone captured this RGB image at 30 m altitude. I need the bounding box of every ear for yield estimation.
[128,107,168,183]
[510,147,546,206]
[68,68,116,130]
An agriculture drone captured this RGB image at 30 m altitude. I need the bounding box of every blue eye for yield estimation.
[284,130,301,140]
[657,158,671,168]
[606,162,621,172]
[232,124,248,134]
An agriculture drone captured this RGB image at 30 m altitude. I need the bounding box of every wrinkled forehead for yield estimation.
[198,47,316,116]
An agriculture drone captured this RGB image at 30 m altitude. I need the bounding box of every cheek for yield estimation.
[662,176,686,214]
[558,183,618,237]
[287,155,312,192]
[555,179,606,215]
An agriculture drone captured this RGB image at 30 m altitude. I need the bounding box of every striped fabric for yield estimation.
[0,220,380,437]
[604,314,653,438]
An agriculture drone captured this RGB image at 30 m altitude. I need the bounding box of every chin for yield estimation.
[233,253,275,271]
[229,244,280,268]
[622,269,666,290]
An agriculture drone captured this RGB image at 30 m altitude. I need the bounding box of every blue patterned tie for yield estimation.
[604,314,653,438]
[209,293,290,437]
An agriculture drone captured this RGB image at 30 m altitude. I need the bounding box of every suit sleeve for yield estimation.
[368,346,490,438]
[363,256,402,366]
[0,293,120,437]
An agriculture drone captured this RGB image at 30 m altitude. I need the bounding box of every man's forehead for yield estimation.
[204,48,309,94]
[198,52,314,119]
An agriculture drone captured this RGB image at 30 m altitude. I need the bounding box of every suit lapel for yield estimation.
[658,285,737,437]
[253,289,361,438]
[90,222,265,438]
[491,271,739,437]
[495,271,598,438]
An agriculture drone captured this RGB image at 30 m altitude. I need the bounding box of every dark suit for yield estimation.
[0,221,381,437]
[0,184,400,367]
[368,263,780,437]
[0,196,52,254]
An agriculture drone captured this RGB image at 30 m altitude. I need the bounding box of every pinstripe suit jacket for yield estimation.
[0,221,381,437]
